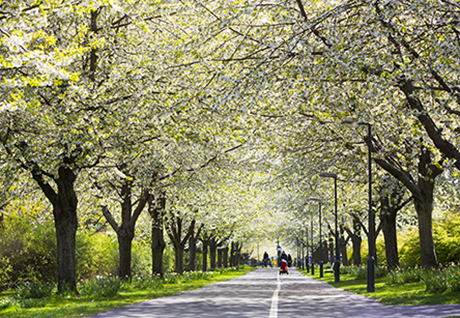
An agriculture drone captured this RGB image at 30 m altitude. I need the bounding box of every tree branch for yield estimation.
[102,205,120,235]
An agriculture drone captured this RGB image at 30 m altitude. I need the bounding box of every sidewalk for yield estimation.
[90,267,460,318]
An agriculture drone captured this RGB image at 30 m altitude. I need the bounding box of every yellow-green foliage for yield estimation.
[433,212,460,264]
[398,228,421,267]
[0,216,57,289]
[392,211,460,267]
[76,231,154,280]
[76,232,118,280]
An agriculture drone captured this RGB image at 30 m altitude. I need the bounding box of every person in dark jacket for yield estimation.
[280,251,288,266]
[287,254,292,267]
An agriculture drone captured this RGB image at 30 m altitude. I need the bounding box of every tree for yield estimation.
[376,176,411,268]
[166,208,196,274]
[344,213,362,266]
[99,168,149,279]
[0,0,163,292]
[148,192,167,276]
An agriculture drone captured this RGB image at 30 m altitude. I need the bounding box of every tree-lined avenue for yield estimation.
[90,268,460,318]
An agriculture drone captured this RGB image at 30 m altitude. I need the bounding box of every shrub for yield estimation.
[422,270,449,293]
[76,231,118,280]
[79,277,121,298]
[0,297,15,310]
[128,275,163,290]
[131,241,152,277]
[340,265,367,279]
[398,228,421,267]
[386,266,424,285]
[433,213,460,265]
[14,281,55,299]
[0,217,57,289]
[421,263,460,294]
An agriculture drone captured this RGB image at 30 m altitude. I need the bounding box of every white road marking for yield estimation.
[269,275,281,318]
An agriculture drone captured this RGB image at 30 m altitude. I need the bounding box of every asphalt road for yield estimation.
[90,267,460,318]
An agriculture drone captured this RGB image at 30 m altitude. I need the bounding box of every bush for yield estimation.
[398,228,421,267]
[76,231,118,280]
[0,217,57,289]
[131,241,152,277]
[128,275,163,290]
[14,281,55,299]
[386,266,424,285]
[340,265,388,279]
[421,263,460,294]
[433,213,460,265]
[79,277,121,298]
[0,297,15,310]
[340,265,367,279]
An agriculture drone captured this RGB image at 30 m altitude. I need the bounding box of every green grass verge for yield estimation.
[0,267,254,318]
[301,268,460,307]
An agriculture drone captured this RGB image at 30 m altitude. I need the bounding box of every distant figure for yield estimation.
[280,250,288,267]
[263,251,271,267]
[287,254,292,267]
[279,259,289,275]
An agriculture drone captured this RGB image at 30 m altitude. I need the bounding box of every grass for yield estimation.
[0,267,254,318]
[301,267,460,307]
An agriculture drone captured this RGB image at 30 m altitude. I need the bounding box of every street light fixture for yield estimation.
[319,172,340,283]
[343,117,375,293]
[308,197,323,278]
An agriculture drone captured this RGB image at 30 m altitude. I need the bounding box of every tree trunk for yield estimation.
[54,203,78,293]
[374,146,441,268]
[414,194,437,267]
[102,179,148,280]
[174,244,184,273]
[209,239,217,270]
[118,231,134,278]
[149,193,166,276]
[345,216,362,266]
[339,230,349,266]
[380,202,399,268]
[167,216,195,274]
[230,242,236,267]
[217,248,223,268]
[223,246,228,268]
[328,240,334,264]
[31,165,78,294]
[234,242,242,267]
[202,240,208,271]
[322,240,328,264]
[189,236,197,271]
[151,222,165,276]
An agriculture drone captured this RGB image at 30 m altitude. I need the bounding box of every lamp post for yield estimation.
[276,240,282,267]
[310,218,314,275]
[308,197,323,277]
[344,118,374,293]
[304,227,308,271]
[319,172,340,283]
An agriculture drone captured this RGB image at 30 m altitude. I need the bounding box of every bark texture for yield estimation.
[149,193,166,276]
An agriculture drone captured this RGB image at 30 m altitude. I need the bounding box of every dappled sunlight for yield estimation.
[91,268,460,318]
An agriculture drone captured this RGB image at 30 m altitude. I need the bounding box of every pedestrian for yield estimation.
[287,254,292,267]
[280,250,288,267]
[263,251,270,267]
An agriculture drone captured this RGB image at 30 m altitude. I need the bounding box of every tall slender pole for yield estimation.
[310,218,314,275]
[334,177,340,283]
[343,117,375,292]
[304,227,308,271]
[367,123,375,292]
[319,201,323,278]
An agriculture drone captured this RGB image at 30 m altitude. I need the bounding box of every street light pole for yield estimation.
[343,118,374,292]
[319,172,340,283]
[310,218,314,275]
[366,123,375,292]
[308,197,323,277]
